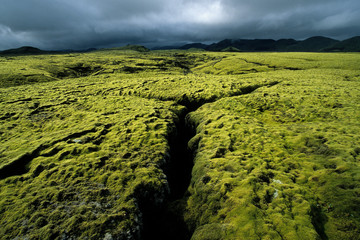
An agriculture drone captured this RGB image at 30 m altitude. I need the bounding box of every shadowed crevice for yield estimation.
[240,58,302,71]
[141,108,193,240]
[310,204,329,240]
[140,81,281,240]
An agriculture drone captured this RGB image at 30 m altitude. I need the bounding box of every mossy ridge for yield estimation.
[0,51,228,89]
[0,82,186,239]
[112,75,279,111]
[184,67,360,239]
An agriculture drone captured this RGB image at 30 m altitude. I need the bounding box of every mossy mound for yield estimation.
[184,67,360,239]
[0,84,184,239]
[221,46,241,52]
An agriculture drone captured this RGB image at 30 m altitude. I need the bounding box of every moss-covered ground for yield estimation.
[0,50,360,239]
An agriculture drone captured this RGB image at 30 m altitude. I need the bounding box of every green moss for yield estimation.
[191,223,226,240]
[182,55,360,239]
[1,51,360,239]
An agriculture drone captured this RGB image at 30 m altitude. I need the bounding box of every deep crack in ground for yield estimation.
[141,108,193,240]
[140,82,280,240]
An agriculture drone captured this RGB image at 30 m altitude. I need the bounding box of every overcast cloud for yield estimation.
[0,0,359,50]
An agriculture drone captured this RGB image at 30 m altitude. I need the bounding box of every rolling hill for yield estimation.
[0,46,50,55]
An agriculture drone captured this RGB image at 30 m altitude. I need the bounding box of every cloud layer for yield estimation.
[1,0,359,50]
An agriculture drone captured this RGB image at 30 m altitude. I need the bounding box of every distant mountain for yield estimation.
[0,46,99,55]
[58,48,97,53]
[152,46,181,50]
[285,36,339,51]
[207,39,233,51]
[1,37,359,55]
[207,39,278,51]
[204,37,340,52]
[179,43,209,50]
[177,36,360,52]
[274,39,298,51]
[0,46,50,55]
[323,36,360,52]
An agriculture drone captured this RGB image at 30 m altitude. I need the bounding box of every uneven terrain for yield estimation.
[0,50,360,239]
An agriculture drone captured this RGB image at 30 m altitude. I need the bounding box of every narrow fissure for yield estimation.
[240,58,301,71]
[166,110,194,200]
[141,108,194,240]
[0,152,33,179]
[310,204,329,240]
[141,83,281,239]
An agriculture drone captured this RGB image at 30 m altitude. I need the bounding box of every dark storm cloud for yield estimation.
[0,0,359,50]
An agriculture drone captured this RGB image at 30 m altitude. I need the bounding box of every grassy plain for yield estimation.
[0,49,360,239]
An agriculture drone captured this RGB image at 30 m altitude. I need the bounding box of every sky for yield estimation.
[0,0,359,50]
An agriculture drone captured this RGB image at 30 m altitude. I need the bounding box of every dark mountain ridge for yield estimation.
[0,46,96,56]
[323,36,360,52]
[0,45,151,56]
[178,36,360,52]
[0,46,50,55]
[1,36,359,55]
